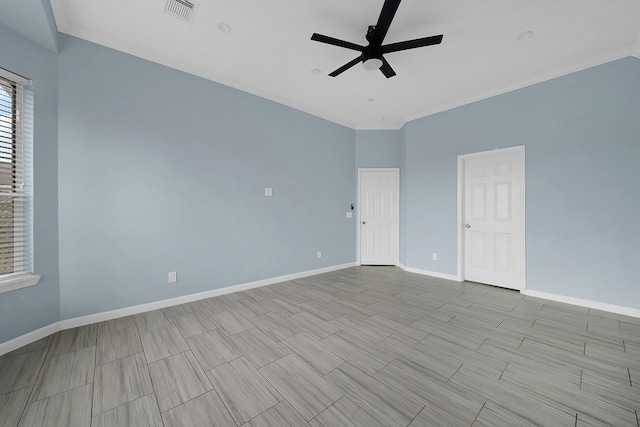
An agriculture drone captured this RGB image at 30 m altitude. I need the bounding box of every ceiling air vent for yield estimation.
[165,0,198,23]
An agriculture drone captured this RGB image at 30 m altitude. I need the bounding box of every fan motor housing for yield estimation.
[363,44,383,62]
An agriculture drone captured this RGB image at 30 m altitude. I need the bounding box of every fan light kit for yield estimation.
[311,0,443,78]
[363,58,383,70]
[518,31,533,41]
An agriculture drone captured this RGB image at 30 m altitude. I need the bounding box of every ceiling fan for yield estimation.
[311,0,443,78]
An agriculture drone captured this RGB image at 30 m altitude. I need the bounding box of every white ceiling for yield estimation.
[50,0,640,130]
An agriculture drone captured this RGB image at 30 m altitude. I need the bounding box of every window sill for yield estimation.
[0,274,41,294]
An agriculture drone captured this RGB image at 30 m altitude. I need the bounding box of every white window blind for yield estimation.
[0,67,38,292]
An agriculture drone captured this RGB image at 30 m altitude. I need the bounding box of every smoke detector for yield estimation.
[165,0,198,23]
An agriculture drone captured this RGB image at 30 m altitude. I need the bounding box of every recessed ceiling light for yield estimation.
[378,117,385,121]
[311,68,322,75]
[218,23,232,33]
[517,31,533,41]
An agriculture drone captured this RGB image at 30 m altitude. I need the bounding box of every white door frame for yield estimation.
[456,146,526,290]
[357,168,400,266]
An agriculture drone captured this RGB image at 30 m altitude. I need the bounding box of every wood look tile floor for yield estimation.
[2,267,640,426]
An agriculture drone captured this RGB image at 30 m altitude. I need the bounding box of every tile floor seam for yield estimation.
[89,331,98,424]
[406,404,426,426]
[256,357,329,423]
[143,344,165,419]
[26,336,54,402]
[447,363,464,381]
[470,401,486,426]
[304,398,333,425]
[579,369,583,389]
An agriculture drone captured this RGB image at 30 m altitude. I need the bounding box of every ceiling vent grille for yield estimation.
[165,0,198,23]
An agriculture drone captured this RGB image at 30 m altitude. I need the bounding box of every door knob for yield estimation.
[362,221,366,225]
[465,224,471,228]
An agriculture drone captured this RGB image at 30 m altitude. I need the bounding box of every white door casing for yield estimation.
[459,146,525,290]
[358,169,399,266]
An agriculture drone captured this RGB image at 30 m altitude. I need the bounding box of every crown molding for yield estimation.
[405,47,637,125]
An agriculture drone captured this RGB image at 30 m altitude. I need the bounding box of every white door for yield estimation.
[359,169,399,265]
[462,147,525,290]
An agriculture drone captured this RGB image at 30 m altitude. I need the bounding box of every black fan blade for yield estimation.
[329,56,363,77]
[379,57,396,78]
[311,33,364,52]
[382,34,443,54]
[370,0,402,46]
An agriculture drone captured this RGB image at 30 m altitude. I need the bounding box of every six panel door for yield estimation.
[359,170,399,266]
[463,148,524,290]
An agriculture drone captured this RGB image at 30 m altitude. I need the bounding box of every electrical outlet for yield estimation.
[432,253,438,261]
[168,271,177,283]
[317,251,322,259]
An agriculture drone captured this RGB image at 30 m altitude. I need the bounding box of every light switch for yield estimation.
[346,212,353,218]
[264,187,273,196]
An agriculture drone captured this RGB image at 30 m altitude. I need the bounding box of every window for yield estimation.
[0,67,39,293]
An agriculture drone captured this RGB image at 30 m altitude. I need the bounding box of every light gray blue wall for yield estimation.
[57,35,356,319]
[0,23,60,343]
[402,57,640,308]
[355,130,402,168]
[0,0,58,52]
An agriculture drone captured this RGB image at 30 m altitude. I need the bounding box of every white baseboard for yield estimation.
[0,322,61,357]
[397,263,462,282]
[520,289,640,319]
[398,265,640,319]
[0,262,356,356]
